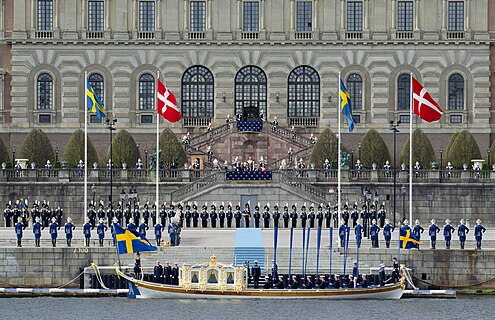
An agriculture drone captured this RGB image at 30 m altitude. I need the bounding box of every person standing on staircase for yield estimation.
[283,205,290,228]
[443,219,455,249]
[49,217,60,247]
[251,261,261,289]
[14,217,26,247]
[253,205,261,228]
[219,203,226,228]
[457,219,469,249]
[64,217,76,247]
[243,203,251,228]
[227,203,234,228]
[262,204,271,228]
[272,204,280,228]
[474,219,486,250]
[290,204,298,228]
[429,219,440,249]
[192,204,199,228]
[234,205,242,228]
[210,204,218,228]
[200,205,209,228]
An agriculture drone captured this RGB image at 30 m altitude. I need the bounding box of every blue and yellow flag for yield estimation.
[114,224,157,254]
[399,227,422,249]
[339,79,355,132]
[86,80,106,119]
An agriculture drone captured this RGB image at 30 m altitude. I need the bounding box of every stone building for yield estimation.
[0,0,493,163]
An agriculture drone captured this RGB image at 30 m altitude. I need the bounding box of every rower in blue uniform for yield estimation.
[64,217,76,247]
[338,220,346,247]
[83,218,93,247]
[154,222,164,246]
[413,220,424,249]
[443,219,455,249]
[383,219,394,248]
[370,219,380,248]
[429,219,440,249]
[15,217,26,247]
[474,219,486,250]
[355,219,364,248]
[127,218,137,231]
[97,218,108,247]
[49,217,60,247]
[457,219,469,249]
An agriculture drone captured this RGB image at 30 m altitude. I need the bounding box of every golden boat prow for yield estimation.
[115,255,405,300]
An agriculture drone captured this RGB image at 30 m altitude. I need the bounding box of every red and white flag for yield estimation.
[412,76,443,123]
[157,79,181,123]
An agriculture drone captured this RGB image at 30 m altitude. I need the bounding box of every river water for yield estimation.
[0,296,493,320]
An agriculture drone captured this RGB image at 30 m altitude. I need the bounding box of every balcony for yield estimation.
[288,117,319,128]
[241,31,259,40]
[85,31,104,39]
[446,31,465,40]
[137,31,155,40]
[35,30,54,39]
[188,32,206,40]
[346,31,363,40]
[295,32,313,40]
[183,117,212,128]
[396,31,414,40]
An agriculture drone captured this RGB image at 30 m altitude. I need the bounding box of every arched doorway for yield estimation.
[235,66,267,120]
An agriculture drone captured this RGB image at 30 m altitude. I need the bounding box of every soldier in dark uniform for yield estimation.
[342,203,349,226]
[369,205,377,225]
[154,261,163,283]
[168,204,175,224]
[219,203,226,228]
[32,202,41,226]
[184,203,192,228]
[443,219,455,249]
[49,217,61,247]
[97,218,108,247]
[282,205,290,228]
[151,204,157,226]
[55,206,63,226]
[251,260,261,288]
[64,217,76,247]
[124,204,131,226]
[164,262,172,285]
[142,203,150,226]
[192,204,199,228]
[115,203,123,225]
[290,204,298,228]
[133,203,140,224]
[210,204,217,228]
[200,205,209,228]
[253,205,261,228]
[33,216,44,247]
[243,203,251,228]
[316,204,324,228]
[332,205,339,228]
[370,219,380,248]
[338,221,347,247]
[457,219,469,249]
[4,203,12,227]
[351,203,359,228]
[300,205,307,228]
[324,204,331,228]
[42,202,50,227]
[308,205,316,228]
[234,205,242,228]
[262,204,271,228]
[97,202,105,224]
[154,222,164,246]
[172,263,180,285]
[226,203,234,228]
[177,204,184,226]
[383,219,394,248]
[272,204,280,228]
[14,217,26,247]
[360,205,368,237]
[106,205,114,227]
[429,219,440,249]
[413,219,424,249]
[377,203,386,228]
[474,219,486,250]
[159,204,167,226]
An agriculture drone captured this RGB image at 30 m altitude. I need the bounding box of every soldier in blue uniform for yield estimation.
[383,219,394,248]
[443,219,455,249]
[83,218,94,247]
[355,220,363,248]
[282,205,290,228]
[272,204,280,228]
[253,205,261,228]
[200,205,209,228]
[226,203,233,228]
[168,217,179,246]
[316,204,323,228]
[370,219,380,248]
[413,220,424,249]
[139,218,149,239]
[290,204,298,228]
[350,202,359,228]
[234,204,242,228]
[342,203,349,226]
[159,204,167,226]
[308,205,316,228]
[64,217,76,247]
[262,204,271,228]
[14,217,26,247]
[338,220,347,247]
[49,217,60,247]
[210,204,218,228]
[184,203,192,228]
[97,218,108,247]
[429,219,440,249]
[127,218,137,231]
[33,216,44,247]
[474,219,486,250]
[192,204,199,228]
[300,205,307,228]
[457,219,469,249]
[154,222,164,246]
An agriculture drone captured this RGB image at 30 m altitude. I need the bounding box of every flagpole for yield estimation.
[84,71,88,222]
[156,71,160,215]
[337,72,342,244]
[409,73,413,225]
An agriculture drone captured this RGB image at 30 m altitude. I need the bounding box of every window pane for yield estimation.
[181,66,214,118]
[190,1,206,32]
[243,2,259,32]
[347,73,363,110]
[89,73,104,103]
[448,1,464,31]
[448,73,464,110]
[139,73,155,110]
[37,73,53,110]
[288,66,320,117]
[235,66,267,116]
[88,1,104,31]
[140,1,155,31]
[347,1,362,32]
[296,1,312,32]
[397,74,410,110]
[38,0,53,30]
[398,1,413,31]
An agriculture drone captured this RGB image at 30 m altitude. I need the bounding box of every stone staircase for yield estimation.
[188,123,234,149]
[272,145,313,169]
[264,123,313,149]
[276,171,328,203]
[170,171,224,201]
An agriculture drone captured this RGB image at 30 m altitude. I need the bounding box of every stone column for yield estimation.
[31,0,36,29]
[105,0,110,30]
[54,0,58,29]
[156,0,162,30]
[0,71,4,115]
[132,0,137,31]
[340,0,345,29]
[414,0,419,31]
[82,0,87,30]
[207,0,212,30]
[184,0,189,32]
[0,0,4,37]
[260,0,265,30]
[441,0,446,30]
[364,0,369,30]
[313,0,318,31]
[391,0,396,30]
[465,0,470,31]
[290,0,295,30]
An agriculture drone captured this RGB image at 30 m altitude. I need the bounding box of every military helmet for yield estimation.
[431,219,436,224]
[460,219,465,225]
[477,219,482,225]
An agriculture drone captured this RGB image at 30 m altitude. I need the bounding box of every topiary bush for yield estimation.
[490,139,495,166]
[359,129,390,168]
[159,128,187,167]
[308,128,338,168]
[106,129,139,168]
[447,130,481,169]
[64,129,99,167]
[400,128,436,168]
[19,129,55,167]
[444,131,459,163]
[0,137,8,166]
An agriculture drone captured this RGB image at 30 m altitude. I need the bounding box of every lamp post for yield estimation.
[365,189,372,239]
[128,188,134,208]
[144,148,148,170]
[440,149,443,181]
[374,191,379,208]
[487,149,491,167]
[12,145,16,167]
[401,185,407,223]
[91,184,96,205]
[351,148,354,168]
[389,120,400,227]
[106,118,117,209]
[358,143,362,163]
[120,189,126,207]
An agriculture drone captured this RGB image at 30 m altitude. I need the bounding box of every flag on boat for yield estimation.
[339,79,355,132]
[399,227,422,249]
[86,80,106,119]
[114,224,157,254]
[412,77,443,122]
[157,79,181,122]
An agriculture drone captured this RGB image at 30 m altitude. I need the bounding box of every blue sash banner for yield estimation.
[288,227,294,280]
[226,170,272,181]
[273,227,278,284]
[305,227,311,278]
[302,227,306,277]
[329,227,333,277]
[237,120,263,132]
[316,227,322,279]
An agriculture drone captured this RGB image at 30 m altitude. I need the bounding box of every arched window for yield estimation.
[89,73,104,101]
[347,73,363,110]
[448,73,464,110]
[181,66,214,118]
[397,73,410,110]
[37,73,53,110]
[139,73,155,110]
[235,66,267,117]
[288,66,320,117]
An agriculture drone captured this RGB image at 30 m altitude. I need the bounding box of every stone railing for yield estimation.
[35,30,54,39]
[171,171,224,201]
[446,31,465,40]
[137,31,155,40]
[265,122,313,148]
[276,171,328,203]
[288,117,319,128]
[294,32,313,40]
[346,31,363,40]
[241,31,259,40]
[188,32,206,40]
[271,145,313,169]
[183,117,212,128]
[188,122,233,148]
[85,31,104,39]
[396,31,414,40]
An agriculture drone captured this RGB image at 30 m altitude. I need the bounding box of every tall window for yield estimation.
[235,66,267,116]
[296,1,312,32]
[288,66,320,117]
[448,73,464,110]
[448,1,464,31]
[190,1,206,32]
[243,1,259,32]
[89,73,104,102]
[181,66,214,118]
[397,1,413,31]
[347,74,363,110]
[37,0,53,30]
[37,73,53,110]
[347,1,363,31]
[88,1,104,31]
[139,1,155,31]
[139,73,155,110]
[397,74,410,110]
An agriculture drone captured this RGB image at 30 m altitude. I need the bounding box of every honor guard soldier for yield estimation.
[192,204,199,228]
[226,203,233,228]
[377,203,386,228]
[151,204,157,226]
[378,264,386,286]
[413,220,424,249]
[172,263,180,285]
[360,205,368,236]
[429,219,440,249]
[168,217,179,246]
[32,202,41,226]
[200,205,209,228]
[210,204,218,228]
[243,203,251,228]
[127,218,137,231]
[159,204,167,226]
[219,203,226,228]
[154,261,164,283]
[164,262,172,284]
[383,219,394,248]
[4,203,12,227]
[383,161,391,178]
[123,204,131,226]
[168,204,176,224]
[142,203,150,226]
[457,219,469,249]
[474,219,486,250]
[133,203,141,225]
[251,260,261,288]
[332,205,339,228]
[351,203,359,228]
[414,161,421,178]
[323,159,331,178]
[106,205,114,227]
[55,206,63,225]
[115,203,123,225]
[64,217,76,247]
[324,204,332,229]
[83,218,93,247]
[369,205,377,224]
[355,220,364,248]
[184,203,192,227]
[282,205,290,228]
[97,202,105,222]
[97,218,108,247]
[262,204,270,228]
[290,204,298,228]
[338,220,347,247]
[443,219,455,249]
[342,203,349,226]
[253,204,261,228]
[154,222,164,246]
[370,219,380,248]
[41,202,50,227]
[272,204,280,228]
[234,204,242,228]
[49,217,60,247]
[33,216,44,247]
[300,204,308,228]
[139,218,149,239]
[77,160,84,177]
[308,204,316,228]
[15,217,26,247]
[316,204,324,228]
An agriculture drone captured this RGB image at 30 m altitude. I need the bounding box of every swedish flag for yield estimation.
[339,79,355,132]
[114,224,157,254]
[400,227,423,249]
[86,80,106,119]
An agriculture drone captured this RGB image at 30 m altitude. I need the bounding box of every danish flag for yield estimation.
[157,79,181,123]
[412,77,443,123]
